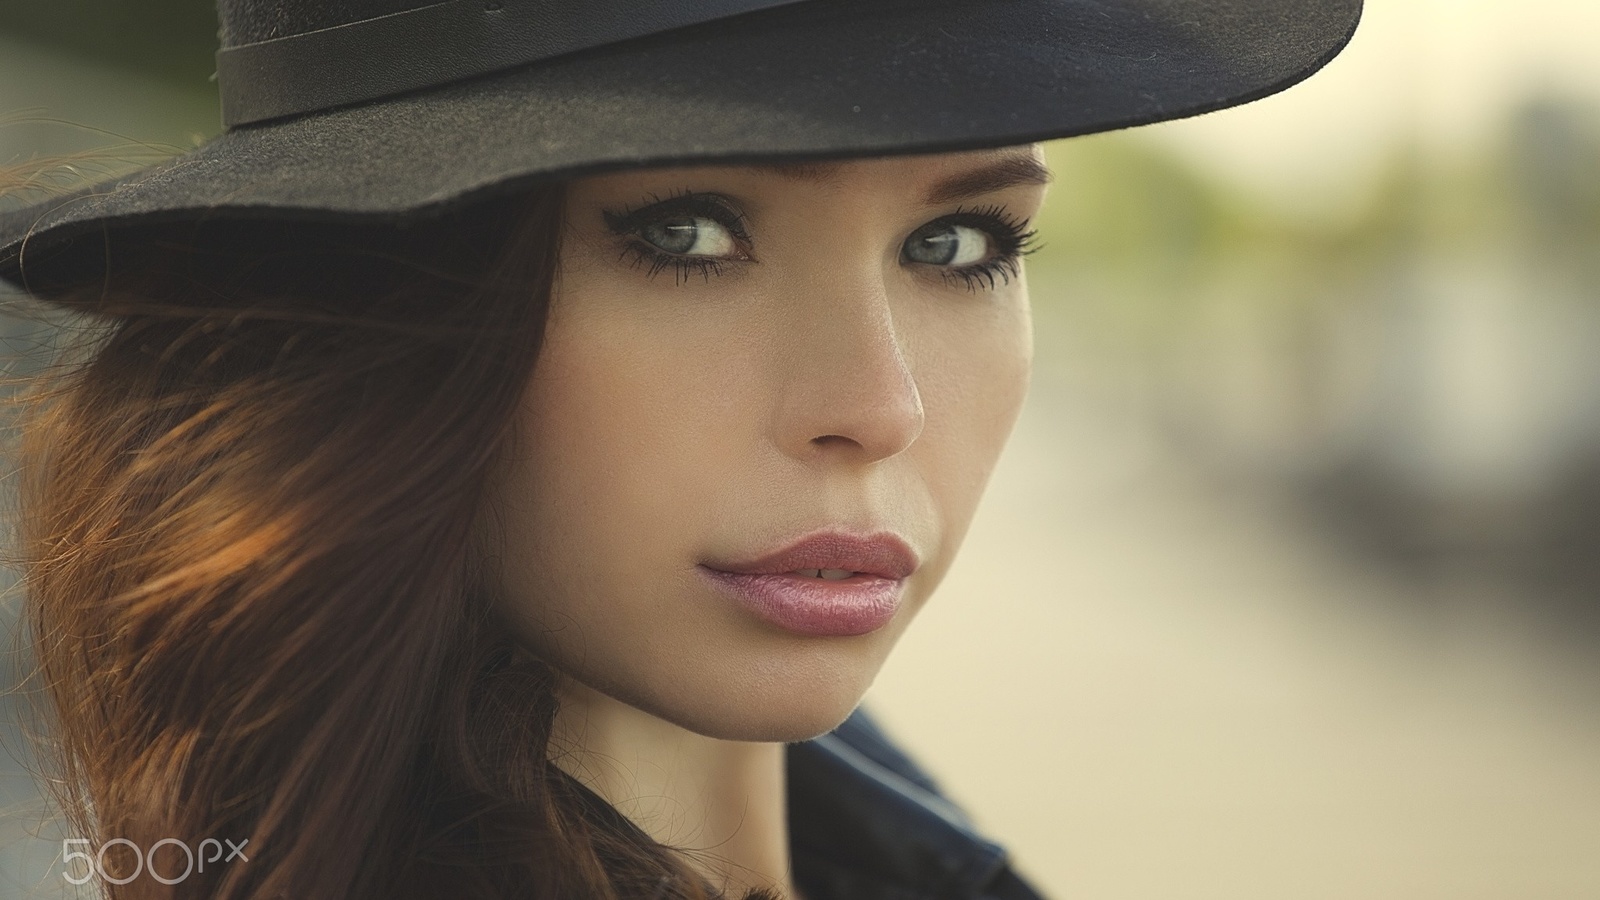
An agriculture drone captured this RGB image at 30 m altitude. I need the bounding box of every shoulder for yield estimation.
[786,704,1051,900]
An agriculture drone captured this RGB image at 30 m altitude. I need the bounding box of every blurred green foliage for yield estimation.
[1030,95,1600,331]
[0,0,217,86]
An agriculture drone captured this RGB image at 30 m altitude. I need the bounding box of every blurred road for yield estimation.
[867,363,1600,900]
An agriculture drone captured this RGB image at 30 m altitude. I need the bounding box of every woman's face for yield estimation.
[488,146,1049,741]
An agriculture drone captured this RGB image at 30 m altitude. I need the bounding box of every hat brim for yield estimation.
[0,0,1360,293]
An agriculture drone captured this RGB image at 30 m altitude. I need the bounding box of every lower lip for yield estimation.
[697,567,903,637]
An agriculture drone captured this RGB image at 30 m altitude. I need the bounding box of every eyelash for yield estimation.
[930,204,1040,292]
[600,190,1039,290]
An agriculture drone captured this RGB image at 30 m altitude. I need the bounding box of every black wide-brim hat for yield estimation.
[0,0,1361,294]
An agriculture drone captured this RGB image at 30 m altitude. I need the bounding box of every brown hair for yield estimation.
[3,185,780,899]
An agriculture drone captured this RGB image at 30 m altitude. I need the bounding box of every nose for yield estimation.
[770,275,925,465]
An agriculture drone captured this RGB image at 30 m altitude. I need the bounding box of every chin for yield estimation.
[632,653,882,744]
[674,702,863,745]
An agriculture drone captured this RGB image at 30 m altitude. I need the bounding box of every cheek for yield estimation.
[499,322,686,605]
[487,294,747,669]
[519,307,753,518]
[932,291,1030,426]
[910,291,1033,573]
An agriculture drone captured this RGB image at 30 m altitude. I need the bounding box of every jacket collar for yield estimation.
[786,707,1010,899]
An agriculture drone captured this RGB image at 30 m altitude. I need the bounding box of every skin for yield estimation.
[483,145,1050,897]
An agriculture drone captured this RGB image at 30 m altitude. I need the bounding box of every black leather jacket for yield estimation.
[787,706,1049,900]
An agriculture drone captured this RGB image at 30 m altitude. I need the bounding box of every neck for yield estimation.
[548,674,799,899]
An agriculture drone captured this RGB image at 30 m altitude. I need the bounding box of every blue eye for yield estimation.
[903,222,992,267]
[603,192,753,283]
[902,206,1039,292]
[639,216,741,257]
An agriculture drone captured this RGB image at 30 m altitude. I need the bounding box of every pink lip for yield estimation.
[698,531,919,637]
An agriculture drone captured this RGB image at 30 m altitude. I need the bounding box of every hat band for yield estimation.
[216,0,811,128]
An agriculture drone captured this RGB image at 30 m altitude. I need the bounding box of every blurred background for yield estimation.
[2,1,1599,898]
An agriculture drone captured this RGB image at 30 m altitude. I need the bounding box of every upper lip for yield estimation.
[703,531,920,580]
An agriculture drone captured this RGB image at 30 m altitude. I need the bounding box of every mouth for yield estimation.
[698,531,919,637]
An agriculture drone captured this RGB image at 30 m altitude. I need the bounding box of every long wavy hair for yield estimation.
[3,182,780,899]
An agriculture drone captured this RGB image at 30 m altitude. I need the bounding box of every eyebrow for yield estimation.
[921,154,1053,205]
[746,153,1052,205]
